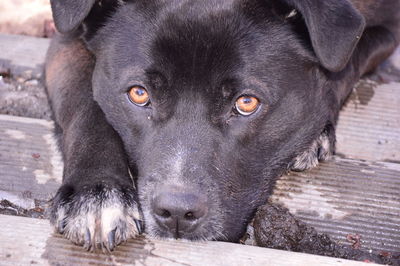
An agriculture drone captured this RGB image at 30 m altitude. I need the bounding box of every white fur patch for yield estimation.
[171,147,185,178]
[290,132,332,171]
[127,167,136,189]
[58,190,140,247]
[101,206,123,240]
[285,9,297,19]
[163,145,188,188]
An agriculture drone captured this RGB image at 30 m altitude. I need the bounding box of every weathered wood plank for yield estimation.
[0,115,62,202]
[0,215,372,266]
[271,157,400,253]
[336,81,400,162]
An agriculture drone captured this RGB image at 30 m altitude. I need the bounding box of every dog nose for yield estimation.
[152,188,207,238]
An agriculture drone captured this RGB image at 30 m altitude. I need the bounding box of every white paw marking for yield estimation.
[290,132,332,171]
[57,190,140,247]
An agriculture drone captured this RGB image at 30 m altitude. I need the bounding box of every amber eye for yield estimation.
[235,95,260,115]
[128,86,150,106]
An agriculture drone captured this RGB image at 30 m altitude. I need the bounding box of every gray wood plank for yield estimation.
[0,214,370,266]
[336,81,400,162]
[271,157,400,253]
[0,115,62,202]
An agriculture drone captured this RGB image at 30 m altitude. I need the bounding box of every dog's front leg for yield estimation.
[46,36,141,251]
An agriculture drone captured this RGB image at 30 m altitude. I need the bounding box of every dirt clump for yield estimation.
[250,203,399,265]
[0,199,47,219]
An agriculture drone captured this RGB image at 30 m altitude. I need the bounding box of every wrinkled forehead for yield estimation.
[98,0,251,87]
[103,0,308,94]
[145,0,244,84]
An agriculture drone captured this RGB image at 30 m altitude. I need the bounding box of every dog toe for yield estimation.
[289,130,333,171]
[50,184,142,251]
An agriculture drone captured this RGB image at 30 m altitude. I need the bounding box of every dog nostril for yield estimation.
[152,188,208,236]
[161,209,171,218]
[184,211,195,220]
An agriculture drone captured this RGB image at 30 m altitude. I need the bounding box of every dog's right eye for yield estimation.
[128,86,150,106]
[235,95,259,116]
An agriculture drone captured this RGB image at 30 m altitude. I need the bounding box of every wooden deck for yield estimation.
[0,33,399,265]
[0,214,371,266]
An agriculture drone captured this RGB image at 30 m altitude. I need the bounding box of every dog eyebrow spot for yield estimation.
[285,9,298,19]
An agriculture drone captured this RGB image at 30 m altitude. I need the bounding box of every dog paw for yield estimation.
[49,183,142,251]
[289,129,333,172]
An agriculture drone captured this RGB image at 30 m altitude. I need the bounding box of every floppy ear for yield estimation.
[50,0,96,33]
[284,0,366,72]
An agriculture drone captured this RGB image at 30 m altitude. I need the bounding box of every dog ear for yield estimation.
[50,0,97,33]
[284,0,365,72]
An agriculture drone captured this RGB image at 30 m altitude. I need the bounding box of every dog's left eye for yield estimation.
[128,86,150,106]
[235,95,260,115]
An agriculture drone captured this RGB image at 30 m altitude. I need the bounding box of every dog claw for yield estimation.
[57,219,66,234]
[134,219,143,234]
[83,228,92,250]
[107,228,117,251]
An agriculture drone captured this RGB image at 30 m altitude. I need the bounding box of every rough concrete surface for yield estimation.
[0,34,52,119]
[0,34,50,76]
[0,73,52,120]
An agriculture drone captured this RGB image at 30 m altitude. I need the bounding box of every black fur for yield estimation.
[46,0,400,248]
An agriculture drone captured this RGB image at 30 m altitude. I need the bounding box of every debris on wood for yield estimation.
[0,199,47,219]
[346,234,362,250]
[251,203,399,265]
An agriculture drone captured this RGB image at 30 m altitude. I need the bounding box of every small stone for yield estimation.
[25,79,39,86]
[22,70,33,80]
[16,77,25,83]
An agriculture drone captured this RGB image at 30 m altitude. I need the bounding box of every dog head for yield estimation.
[51,0,364,241]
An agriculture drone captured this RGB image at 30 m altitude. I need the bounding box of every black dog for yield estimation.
[46,0,400,250]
